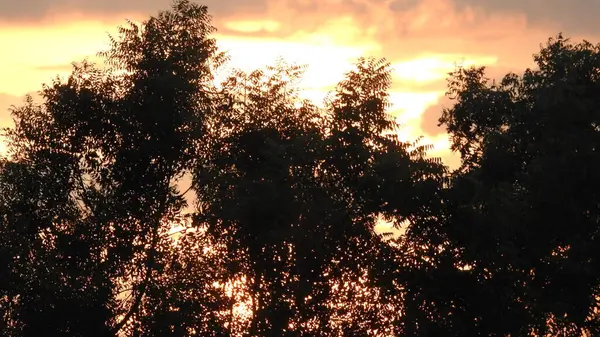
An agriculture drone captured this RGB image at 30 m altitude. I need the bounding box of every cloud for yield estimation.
[0,0,267,23]
[2,0,592,68]
[452,0,600,36]
[374,0,556,63]
[420,94,452,137]
[210,0,583,75]
[2,0,598,49]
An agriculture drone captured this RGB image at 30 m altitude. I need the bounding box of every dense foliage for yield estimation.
[1,1,599,336]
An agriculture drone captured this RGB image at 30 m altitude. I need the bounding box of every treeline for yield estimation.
[1,1,600,336]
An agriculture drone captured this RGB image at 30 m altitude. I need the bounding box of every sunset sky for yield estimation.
[1,0,599,168]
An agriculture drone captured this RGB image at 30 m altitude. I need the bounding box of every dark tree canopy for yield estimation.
[1,1,225,336]
[419,34,600,337]
[1,1,600,336]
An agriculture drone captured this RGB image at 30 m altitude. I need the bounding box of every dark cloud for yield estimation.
[0,0,383,50]
[388,0,419,12]
[420,94,452,137]
[1,0,598,41]
[0,0,268,23]
[453,0,600,36]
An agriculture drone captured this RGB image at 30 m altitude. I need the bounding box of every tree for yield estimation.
[192,55,447,336]
[0,1,448,334]
[195,60,379,336]
[416,34,600,336]
[0,1,228,336]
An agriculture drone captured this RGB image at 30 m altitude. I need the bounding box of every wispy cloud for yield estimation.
[33,64,74,72]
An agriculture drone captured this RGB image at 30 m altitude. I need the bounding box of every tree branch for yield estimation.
[110,174,173,335]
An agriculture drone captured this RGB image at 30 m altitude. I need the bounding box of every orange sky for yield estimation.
[1,0,598,190]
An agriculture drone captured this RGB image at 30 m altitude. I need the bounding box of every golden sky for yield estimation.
[1,0,599,169]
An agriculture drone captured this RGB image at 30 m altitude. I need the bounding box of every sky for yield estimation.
[0,0,598,169]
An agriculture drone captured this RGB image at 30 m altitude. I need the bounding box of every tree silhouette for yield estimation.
[194,57,446,335]
[3,0,600,336]
[0,1,226,336]
[417,34,600,336]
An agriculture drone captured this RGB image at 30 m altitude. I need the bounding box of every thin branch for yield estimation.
[178,184,193,198]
